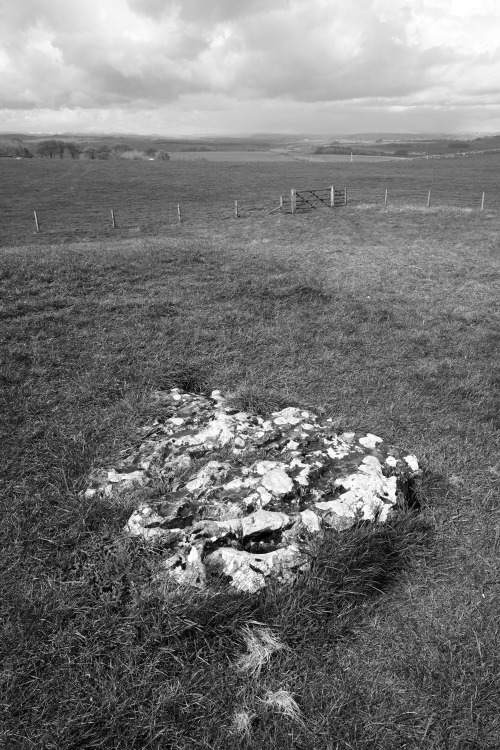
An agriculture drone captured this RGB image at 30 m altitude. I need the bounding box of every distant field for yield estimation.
[169,149,297,162]
[169,150,392,163]
[1,152,500,245]
[291,152,394,163]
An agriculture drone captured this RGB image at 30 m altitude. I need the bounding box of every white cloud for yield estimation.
[0,0,500,132]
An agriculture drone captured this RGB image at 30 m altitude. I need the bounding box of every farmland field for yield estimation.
[1,153,500,749]
[168,149,392,163]
[1,153,500,246]
[169,149,298,161]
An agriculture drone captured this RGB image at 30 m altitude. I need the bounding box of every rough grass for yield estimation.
[2,153,500,245]
[1,204,499,749]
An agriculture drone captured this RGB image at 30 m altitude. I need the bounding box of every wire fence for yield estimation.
[0,191,287,243]
[390,147,500,162]
[346,186,489,210]
[1,184,497,245]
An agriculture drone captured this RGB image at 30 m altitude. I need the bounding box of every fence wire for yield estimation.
[0,186,497,245]
[345,187,493,210]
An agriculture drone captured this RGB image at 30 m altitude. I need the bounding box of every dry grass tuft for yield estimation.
[262,689,305,725]
[232,708,255,737]
[236,625,287,678]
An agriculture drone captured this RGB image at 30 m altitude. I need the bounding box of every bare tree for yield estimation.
[54,140,66,158]
[36,140,57,158]
[0,138,33,158]
[65,142,82,160]
[35,139,69,158]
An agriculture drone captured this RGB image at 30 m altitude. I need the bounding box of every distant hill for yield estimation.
[2,131,499,159]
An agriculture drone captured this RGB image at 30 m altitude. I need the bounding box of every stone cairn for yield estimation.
[84,389,421,594]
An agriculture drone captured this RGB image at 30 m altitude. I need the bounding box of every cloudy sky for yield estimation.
[1,0,500,135]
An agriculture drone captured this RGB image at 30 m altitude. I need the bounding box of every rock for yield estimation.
[404,455,419,472]
[340,432,356,443]
[315,498,358,518]
[191,517,242,540]
[156,499,196,528]
[240,509,291,538]
[359,433,383,449]
[160,545,206,588]
[126,504,182,539]
[107,468,145,488]
[300,509,322,533]
[204,548,266,593]
[272,407,302,423]
[83,387,421,594]
[256,486,273,507]
[185,461,230,493]
[261,468,294,496]
[234,412,250,421]
[255,460,279,475]
[333,455,398,522]
[204,545,309,593]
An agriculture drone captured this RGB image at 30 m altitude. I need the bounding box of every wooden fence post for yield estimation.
[330,185,334,208]
[33,211,39,233]
[427,190,431,208]
[481,192,485,210]
[177,204,182,223]
[279,195,283,210]
[384,189,388,207]
[111,209,116,228]
[344,188,347,205]
[291,189,296,214]
[234,200,239,218]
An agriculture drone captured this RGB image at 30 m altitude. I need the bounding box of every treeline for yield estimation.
[0,139,35,158]
[0,139,170,161]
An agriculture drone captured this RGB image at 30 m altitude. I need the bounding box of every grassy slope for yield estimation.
[1,202,499,749]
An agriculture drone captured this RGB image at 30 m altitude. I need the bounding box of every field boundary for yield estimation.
[390,147,500,162]
[20,184,491,239]
[2,154,500,246]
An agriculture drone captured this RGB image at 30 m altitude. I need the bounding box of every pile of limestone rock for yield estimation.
[84,389,421,594]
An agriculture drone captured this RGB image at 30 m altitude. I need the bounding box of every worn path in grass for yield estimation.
[1,206,499,748]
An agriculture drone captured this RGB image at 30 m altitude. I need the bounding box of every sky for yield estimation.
[1,0,500,136]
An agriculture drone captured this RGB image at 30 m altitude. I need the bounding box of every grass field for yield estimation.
[2,153,500,246]
[168,150,392,163]
[1,156,500,749]
[169,149,299,162]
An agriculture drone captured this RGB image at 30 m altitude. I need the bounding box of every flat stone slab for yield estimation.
[84,389,421,593]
